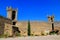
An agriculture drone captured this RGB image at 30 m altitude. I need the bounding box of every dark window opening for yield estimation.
[52,23,54,31]
[13,22,16,25]
[51,18,53,22]
[12,11,16,20]
[12,26,20,33]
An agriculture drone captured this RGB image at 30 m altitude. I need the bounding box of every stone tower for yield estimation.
[48,16,54,22]
[6,7,18,20]
[48,15,54,31]
[7,7,20,36]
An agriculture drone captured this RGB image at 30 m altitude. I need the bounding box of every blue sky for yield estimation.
[0,0,60,21]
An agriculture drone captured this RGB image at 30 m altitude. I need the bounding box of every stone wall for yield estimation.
[16,21,60,36]
[16,21,28,36]
[4,23,12,36]
[0,16,12,35]
[0,16,60,36]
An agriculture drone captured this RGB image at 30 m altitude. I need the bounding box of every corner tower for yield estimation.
[6,7,20,36]
[6,7,18,20]
[48,15,54,31]
[48,16,54,22]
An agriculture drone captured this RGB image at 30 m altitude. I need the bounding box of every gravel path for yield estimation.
[0,35,60,40]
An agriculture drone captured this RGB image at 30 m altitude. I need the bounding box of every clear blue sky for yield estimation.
[0,0,60,21]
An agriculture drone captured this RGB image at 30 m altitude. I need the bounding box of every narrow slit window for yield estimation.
[12,10,16,20]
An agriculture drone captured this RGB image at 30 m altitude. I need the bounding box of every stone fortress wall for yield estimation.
[0,7,60,36]
[16,21,60,36]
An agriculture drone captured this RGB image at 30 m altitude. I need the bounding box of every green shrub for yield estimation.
[16,32,21,36]
[35,35,39,36]
[0,34,5,38]
[49,31,57,35]
[41,33,44,36]
[31,34,34,36]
